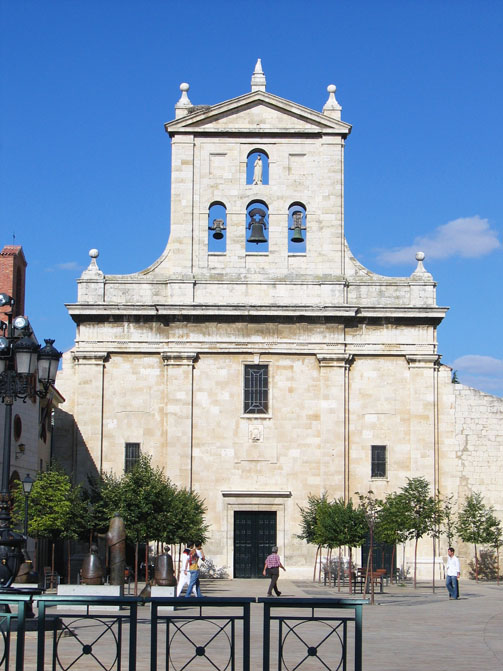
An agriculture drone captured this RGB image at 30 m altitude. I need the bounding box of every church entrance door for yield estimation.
[234,511,277,578]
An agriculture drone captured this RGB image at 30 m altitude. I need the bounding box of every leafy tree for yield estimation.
[297,493,327,581]
[398,477,439,588]
[375,492,409,582]
[458,493,500,581]
[83,471,123,540]
[12,464,86,585]
[441,494,457,547]
[356,491,383,603]
[487,517,503,585]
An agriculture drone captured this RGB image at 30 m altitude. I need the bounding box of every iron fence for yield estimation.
[0,592,367,671]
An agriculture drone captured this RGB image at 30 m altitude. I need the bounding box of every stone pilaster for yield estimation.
[317,354,353,500]
[406,355,440,488]
[72,352,108,473]
[162,353,197,488]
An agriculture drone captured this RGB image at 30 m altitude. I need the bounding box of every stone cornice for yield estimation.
[161,352,198,366]
[72,351,108,364]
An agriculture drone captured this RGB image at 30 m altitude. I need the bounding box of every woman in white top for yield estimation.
[176,547,191,596]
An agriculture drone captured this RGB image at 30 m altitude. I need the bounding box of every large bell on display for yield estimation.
[247,222,267,243]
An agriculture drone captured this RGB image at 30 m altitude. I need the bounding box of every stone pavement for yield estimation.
[205,577,503,670]
[22,577,503,670]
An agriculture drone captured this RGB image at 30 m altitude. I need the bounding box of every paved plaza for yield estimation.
[16,577,503,670]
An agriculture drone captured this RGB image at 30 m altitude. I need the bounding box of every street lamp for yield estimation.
[22,474,35,540]
[0,293,61,587]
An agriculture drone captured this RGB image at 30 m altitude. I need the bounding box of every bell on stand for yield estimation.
[247,208,268,244]
[209,218,225,240]
[289,211,306,243]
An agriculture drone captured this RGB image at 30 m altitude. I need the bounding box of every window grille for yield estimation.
[244,364,269,414]
[371,445,387,478]
[125,442,141,473]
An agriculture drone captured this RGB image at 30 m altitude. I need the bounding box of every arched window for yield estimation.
[246,150,269,185]
[288,202,307,253]
[208,202,227,253]
[246,200,269,253]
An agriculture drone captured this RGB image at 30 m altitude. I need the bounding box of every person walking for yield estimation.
[176,547,191,596]
[263,546,285,596]
[185,543,203,598]
[445,547,460,600]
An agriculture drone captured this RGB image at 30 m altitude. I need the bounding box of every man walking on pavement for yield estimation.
[446,547,460,600]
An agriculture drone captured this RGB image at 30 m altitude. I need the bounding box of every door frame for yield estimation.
[222,491,291,578]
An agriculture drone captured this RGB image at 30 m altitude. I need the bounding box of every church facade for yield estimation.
[54,62,503,578]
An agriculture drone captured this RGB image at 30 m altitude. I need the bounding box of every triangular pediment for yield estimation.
[165,91,351,136]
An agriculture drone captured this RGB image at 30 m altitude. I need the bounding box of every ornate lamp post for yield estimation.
[0,293,61,587]
[22,474,35,540]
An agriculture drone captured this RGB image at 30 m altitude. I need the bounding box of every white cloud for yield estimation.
[451,355,503,397]
[376,216,501,265]
[45,261,83,272]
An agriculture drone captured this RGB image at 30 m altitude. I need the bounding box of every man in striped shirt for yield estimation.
[263,546,286,596]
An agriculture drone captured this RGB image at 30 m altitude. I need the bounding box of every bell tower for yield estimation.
[162,61,352,282]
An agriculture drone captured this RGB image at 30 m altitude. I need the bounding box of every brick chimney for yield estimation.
[0,245,27,318]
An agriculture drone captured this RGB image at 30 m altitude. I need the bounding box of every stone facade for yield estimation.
[54,64,503,578]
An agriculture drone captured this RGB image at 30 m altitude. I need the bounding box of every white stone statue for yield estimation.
[253,155,263,185]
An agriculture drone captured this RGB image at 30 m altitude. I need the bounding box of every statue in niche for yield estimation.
[106,513,126,585]
[252,155,263,185]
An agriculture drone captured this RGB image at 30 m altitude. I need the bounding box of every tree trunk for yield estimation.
[50,542,55,590]
[432,536,436,593]
[414,537,418,588]
[145,542,149,583]
[348,547,353,594]
[474,543,478,581]
[370,528,375,605]
[337,548,342,592]
[67,539,71,585]
[390,544,396,584]
[313,545,320,582]
[134,542,139,596]
[363,545,371,598]
[497,548,500,586]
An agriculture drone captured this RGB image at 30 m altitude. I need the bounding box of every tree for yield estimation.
[487,517,503,585]
[398,477,438,588]
[83,471,123,540]
[356,491,383,603]
[441,494,457,547]
[375,492,409,583]
[458,493,500,581]
[13,464,86,585]
[297,493,327,581]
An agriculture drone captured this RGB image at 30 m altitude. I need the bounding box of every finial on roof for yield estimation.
[251,59,266,92]
[322,84,342,120]
[410,251,433,280]
[175,82,192,118]
[81,248,103,279]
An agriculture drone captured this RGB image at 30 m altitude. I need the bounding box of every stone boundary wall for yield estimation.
[454,384,503,517]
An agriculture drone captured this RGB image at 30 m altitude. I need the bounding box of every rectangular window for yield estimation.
[243,364,269,414]
[371,445,387,478]
[124,442,140,473]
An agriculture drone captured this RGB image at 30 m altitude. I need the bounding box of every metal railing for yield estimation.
[0,592,367,671]
[259,597,367,671]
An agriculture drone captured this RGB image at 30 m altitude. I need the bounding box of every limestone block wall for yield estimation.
[454,385,503,517]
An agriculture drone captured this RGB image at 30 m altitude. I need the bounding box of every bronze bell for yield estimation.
[247,207,267,244]
[247,222,267,243]
[290,225,305,243]
[289,211,305,243]
[209,218,225,240]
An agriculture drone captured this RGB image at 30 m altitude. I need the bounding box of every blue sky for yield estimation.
[1,0,502,396]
